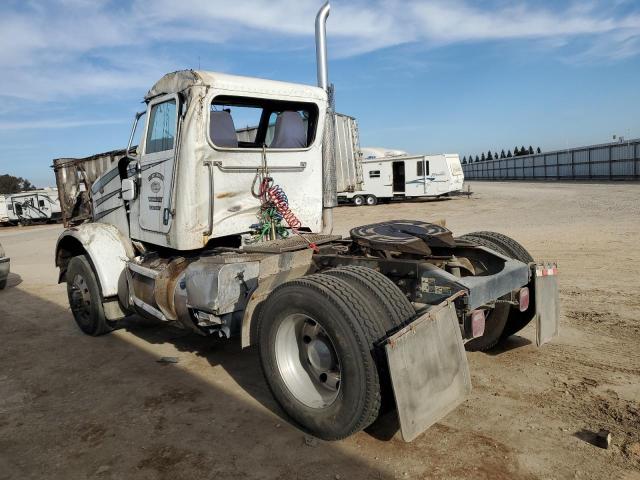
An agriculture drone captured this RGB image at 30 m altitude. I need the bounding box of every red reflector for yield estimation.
[471,310,485,338]
[518,287,530,312]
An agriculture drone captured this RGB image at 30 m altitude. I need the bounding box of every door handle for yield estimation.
[163,208,170,225]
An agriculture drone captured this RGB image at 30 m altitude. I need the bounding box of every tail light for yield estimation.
[518,287,530,312]
[470,309,485,338]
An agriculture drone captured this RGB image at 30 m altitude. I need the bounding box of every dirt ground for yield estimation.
[0,181,639,480]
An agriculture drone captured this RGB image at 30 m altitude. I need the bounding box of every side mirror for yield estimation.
[121,178,137,201]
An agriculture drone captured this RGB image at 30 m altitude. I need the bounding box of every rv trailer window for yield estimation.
[210,95,318,150]
[425,161,430,175]
[146,100,176,154]
[417,161,423,176]
[369,170,381,178]
[39,199,45,207]
[7,204,12,211]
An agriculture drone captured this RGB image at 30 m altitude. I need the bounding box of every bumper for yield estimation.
[387,262,559,441]
[457,257,530,310]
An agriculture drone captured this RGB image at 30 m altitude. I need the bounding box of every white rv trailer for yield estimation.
[338,148,464,205]
[0,196,9,224]
[6,188,61,225]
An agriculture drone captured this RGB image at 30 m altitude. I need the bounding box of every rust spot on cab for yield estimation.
[216,192,237,199]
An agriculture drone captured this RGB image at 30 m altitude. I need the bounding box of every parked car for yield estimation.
[0,241,9,289]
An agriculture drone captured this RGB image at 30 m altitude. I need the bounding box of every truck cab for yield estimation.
[92,71,328,251]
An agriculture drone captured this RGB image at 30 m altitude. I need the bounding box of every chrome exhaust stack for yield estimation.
[316,1,337,233]
[315,1,331,91]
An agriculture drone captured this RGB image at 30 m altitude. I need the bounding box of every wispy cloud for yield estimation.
[0,0,638,102]
[0,118,125,131]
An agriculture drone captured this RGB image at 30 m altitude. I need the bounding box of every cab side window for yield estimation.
[146,100,176,154]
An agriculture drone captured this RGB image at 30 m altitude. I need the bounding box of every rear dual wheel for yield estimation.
[258,270,414,440]
[459,231,535,350]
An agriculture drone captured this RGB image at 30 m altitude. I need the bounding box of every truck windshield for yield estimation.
[209,95,318,150]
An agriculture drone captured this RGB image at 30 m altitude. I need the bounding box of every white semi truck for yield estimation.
[52,3,558,442]
[339,148,464,206]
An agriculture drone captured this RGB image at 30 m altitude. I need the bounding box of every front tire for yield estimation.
[66,255,113,336]
[352,195,364,206]
[258,274,382,440]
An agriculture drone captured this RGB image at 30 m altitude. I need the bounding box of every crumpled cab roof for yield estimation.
[145,70,327,103]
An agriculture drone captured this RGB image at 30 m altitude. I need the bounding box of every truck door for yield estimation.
[139,94,179,234]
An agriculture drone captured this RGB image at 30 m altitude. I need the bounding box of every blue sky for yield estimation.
[0,0,639,186]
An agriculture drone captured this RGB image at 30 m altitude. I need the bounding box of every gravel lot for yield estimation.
[0,181,639,480]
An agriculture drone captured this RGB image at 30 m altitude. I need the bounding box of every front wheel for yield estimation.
[258,274,382,440]
[66,255,113,336]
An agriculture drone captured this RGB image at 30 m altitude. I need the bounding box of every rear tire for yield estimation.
[459,233,513,351]
[463,303,510,351]
[459,232,536,342]
[463,231,533,263]
[66,255,113,336]
[258,274,383,440]
[365,195,378,206]
[323,266,415,413]
[324,266,414,333]
[352,195,364,207]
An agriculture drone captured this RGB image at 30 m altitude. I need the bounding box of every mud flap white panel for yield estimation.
[385,299,471,442]
[535,263,560,346]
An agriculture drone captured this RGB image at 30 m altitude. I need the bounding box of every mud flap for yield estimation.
[385,296,471,442]
[534,263,560,346]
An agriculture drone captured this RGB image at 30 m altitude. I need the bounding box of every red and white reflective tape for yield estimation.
[536,263,558,277]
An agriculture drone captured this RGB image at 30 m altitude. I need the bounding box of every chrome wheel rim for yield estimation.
[366,196,375,205]
[70,274,92,326]
[275,314,341,408]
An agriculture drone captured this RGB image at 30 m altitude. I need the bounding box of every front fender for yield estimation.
[56,223,134,298]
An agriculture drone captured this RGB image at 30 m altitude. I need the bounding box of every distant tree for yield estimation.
[475,155,480,163]
[507,150,512,158]
[513,146,520,156]
[0,174,36,194]
[528,145,534,155]
[487,151,493,160]
[480,152,486,162]
[462,157,467,164]
[536,146,541,154]
[520,146,527,156]
[500,149,506,158]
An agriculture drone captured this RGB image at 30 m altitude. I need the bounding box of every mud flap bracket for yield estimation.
[385,294,471,442]
[534,262,560,346]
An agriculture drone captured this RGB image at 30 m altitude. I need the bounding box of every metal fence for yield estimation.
[462,139,640,180]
